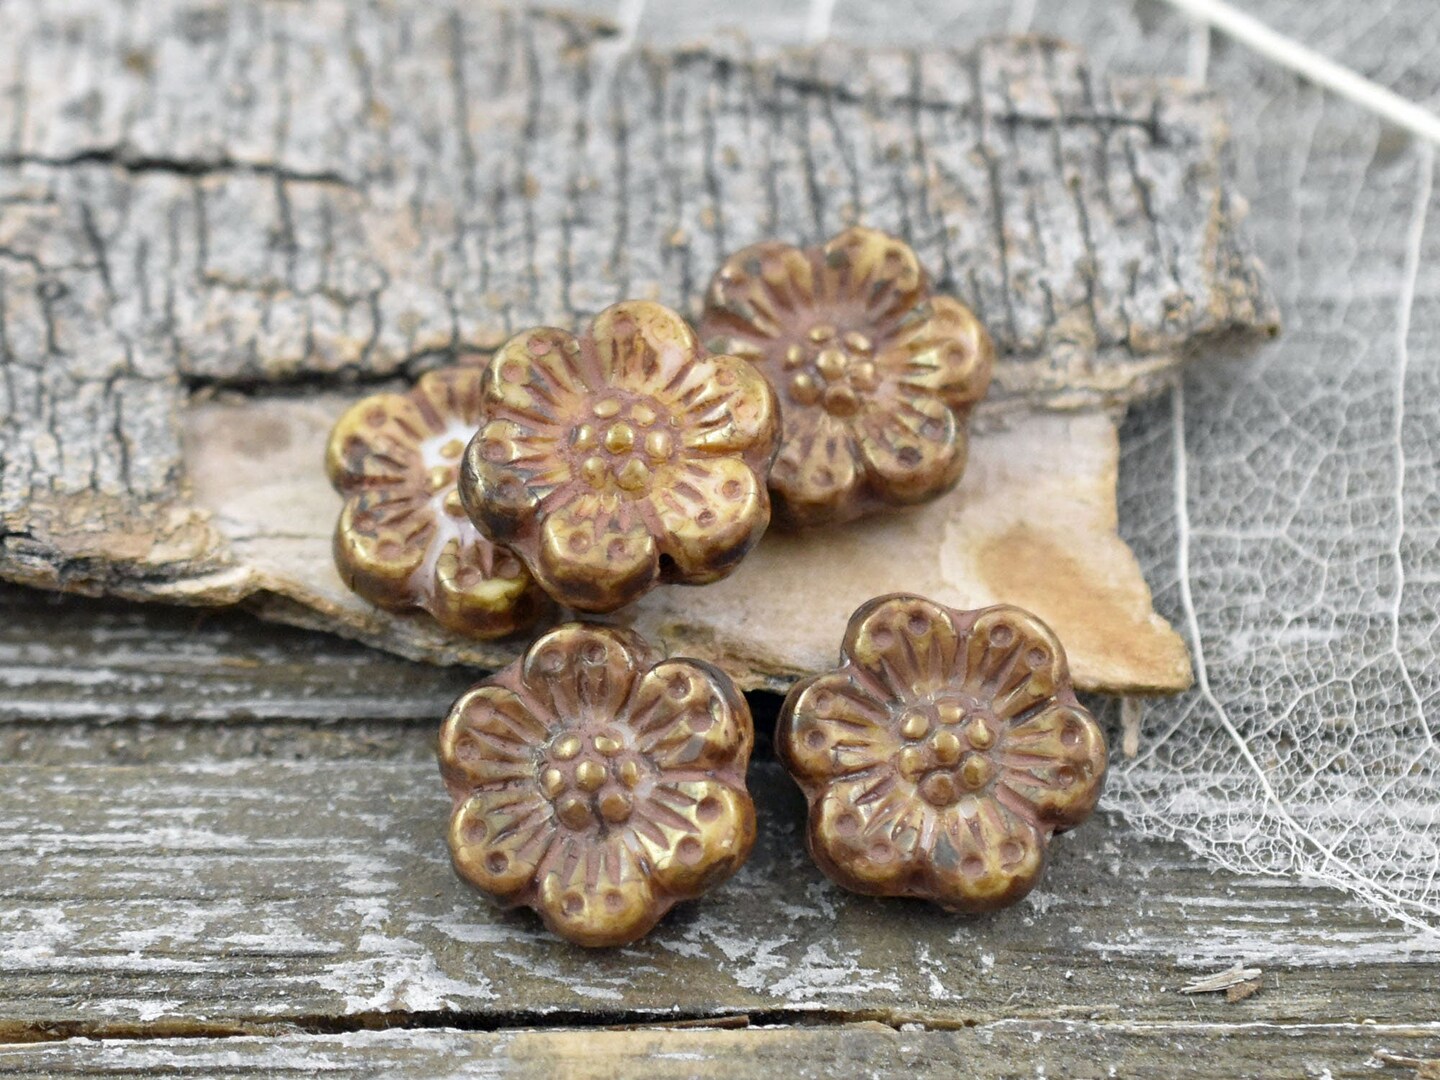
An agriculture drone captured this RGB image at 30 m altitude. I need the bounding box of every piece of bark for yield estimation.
[180,395,1188,692]
[0,1,1276,690]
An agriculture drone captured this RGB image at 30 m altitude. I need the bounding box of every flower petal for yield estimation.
[807,776,927,895]
[840,594,963,701]
[333,496,432,609]
[701,241,816,345]
[961,606,1068,721]
[411,366,488,430]
[854,390,966,506]
[634,779,755,896]
[459,418,555,543]
[534,496,660,612]
[885,295,994,408]
[997,703,1107,830]
[430,533,543,639]
[768,413,860,527]
[629,658,753,772]
[449,787,556,901]
[520,623,655,726]
[650,457,769,584]
[930,797,1046,912]
[438,683,551,793]
[485,325,593,427]
[590,300,699,390]
[677,355,779,460]
[534,834,659,947]
[776,671,898,784]
[817,226,926,328]
[325,390,428,493]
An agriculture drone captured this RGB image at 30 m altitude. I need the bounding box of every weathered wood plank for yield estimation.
[0,584,472,722]
[1,721,1436,1035]
[2,1021,1438,1079]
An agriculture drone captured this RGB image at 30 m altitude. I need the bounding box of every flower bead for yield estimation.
[777,595,1106,913]
[700,227,994,527]
[325,366,548,639]
[439,623,757,947]
[459,301,780,613]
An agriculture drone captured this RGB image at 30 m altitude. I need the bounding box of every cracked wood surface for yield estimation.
[1,720,1438,1040]
[3,1023,1439,1079]
[0,0,1274,695]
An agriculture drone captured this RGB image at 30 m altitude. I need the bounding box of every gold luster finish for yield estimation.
[700,226,995,527]
[324,365,547,639]
[459,300,780,613]
[439,624,757,947]
[777,594,1108,913]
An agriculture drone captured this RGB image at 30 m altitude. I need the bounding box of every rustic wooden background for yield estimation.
[2,0,1439,1077]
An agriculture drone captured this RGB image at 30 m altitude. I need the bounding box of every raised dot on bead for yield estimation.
[540,767,566,797]
[557,795,593,830]
[808,324,836,343]
[571,424,598,451]
[823,384,861,417]
[645,430,673,461]
[849,360,879,390]
[598,789,633,823]
[899,710,930,740]
[443,490,467,518]
[936,701,965,725]
[843,331,873,354]
[440,438,465,459]
[897,745,927,780]
[593,398,622,419]
[958,753,991,790]
[789,372,821,405]
[618,759,641,788]
[576,760,607,792]
[553,735,582,761]
[631,402,657,426]
[932,730,962,765]
[784,344,807,368]
[815,348,848,382]
[581,456,608,487]
[920,772,959,807]
[604,422,635,454]
[593,734,622,757]
[615,458,651,492]
[965,718,995,750]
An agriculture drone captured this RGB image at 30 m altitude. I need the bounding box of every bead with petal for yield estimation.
[701,227,994,527]
[459,301,779,612]
[325,365,547,639]
[439,623,756,946]
[777,594,1106,913]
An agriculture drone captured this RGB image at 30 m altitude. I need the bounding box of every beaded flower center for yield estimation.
[540,728,646,829]
[781,323,882,417]
[894,695,1001,807]
[569,395,678,497]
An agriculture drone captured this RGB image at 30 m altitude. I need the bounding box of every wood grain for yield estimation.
[1,720,1436,1037]
[2,1022,1438,1079]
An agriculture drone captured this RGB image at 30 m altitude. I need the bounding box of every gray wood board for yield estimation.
[2,1022,1439,1079]
[1,719,1437,1036]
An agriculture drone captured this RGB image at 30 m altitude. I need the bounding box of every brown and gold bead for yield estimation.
[459,300,780,613]
[777,594,1107,913]
[438,623,757,947]
[701,227,994,528]
[325,365,547,639]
